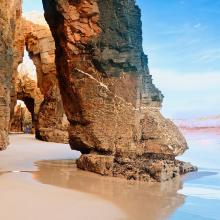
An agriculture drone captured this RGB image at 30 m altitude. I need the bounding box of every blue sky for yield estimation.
[136,0,220,119]
[23,0,43,12]
[23,0,220,119]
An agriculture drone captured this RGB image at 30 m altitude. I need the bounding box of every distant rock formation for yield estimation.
[15,70,44,130]
[10,102,32,133]
[22,18,69,143]
[8,11,69,144]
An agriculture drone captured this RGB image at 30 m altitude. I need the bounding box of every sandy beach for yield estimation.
[0,133,219,220]
[0,134,184,220]
[0,135,124,220]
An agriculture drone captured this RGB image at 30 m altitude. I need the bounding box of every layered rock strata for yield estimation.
[43,0,196,181]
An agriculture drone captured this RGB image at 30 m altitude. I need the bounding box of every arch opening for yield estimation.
[10,100,32,134]
[9,7,69,144]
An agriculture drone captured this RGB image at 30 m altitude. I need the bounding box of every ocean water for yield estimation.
[171,130,220,220]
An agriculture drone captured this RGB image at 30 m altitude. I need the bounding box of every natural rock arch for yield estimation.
[0,0,196,181]
[7,2,69,144]
[22,19,69,143]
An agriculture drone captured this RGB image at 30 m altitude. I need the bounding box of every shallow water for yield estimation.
[171,130,220,220]
[0,132,220,220]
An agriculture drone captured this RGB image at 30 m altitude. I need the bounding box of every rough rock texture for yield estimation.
[43,0,196,181]
[0,0,22,149]
[22,19,69,143]
[10,103,32,133]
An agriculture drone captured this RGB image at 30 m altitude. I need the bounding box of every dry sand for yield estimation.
[0,134,185,220]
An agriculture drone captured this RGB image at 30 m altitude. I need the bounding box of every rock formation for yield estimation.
[22,19,69,143]
[1,0,68,145]
[0,0,196,181]
[15,69,44,131]
[42,0,196,181]
[0,0,22,149]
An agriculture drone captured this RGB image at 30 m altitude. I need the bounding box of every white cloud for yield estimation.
[194,23,201,28]
[23,11,48,26]
[192,48,220,63]
[150,68,220,119]
[151,68,220,92]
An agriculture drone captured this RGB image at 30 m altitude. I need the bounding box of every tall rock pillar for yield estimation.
[42,0,193,181]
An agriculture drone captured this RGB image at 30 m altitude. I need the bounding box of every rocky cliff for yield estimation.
[0,0,22,149]
[42,0,195,181]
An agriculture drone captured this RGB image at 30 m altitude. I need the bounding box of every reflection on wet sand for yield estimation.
[33,160,185,220]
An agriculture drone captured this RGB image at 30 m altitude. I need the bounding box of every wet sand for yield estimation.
[0,134,185,220]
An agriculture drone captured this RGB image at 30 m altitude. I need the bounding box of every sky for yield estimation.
[23,0,220,119]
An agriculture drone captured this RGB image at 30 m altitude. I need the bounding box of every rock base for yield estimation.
[77,154,197,182]
[36,128,69,144]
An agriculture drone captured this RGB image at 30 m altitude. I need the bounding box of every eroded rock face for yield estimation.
[22,19,69,143]
[0,0,22,149]
[43,0,195,181]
